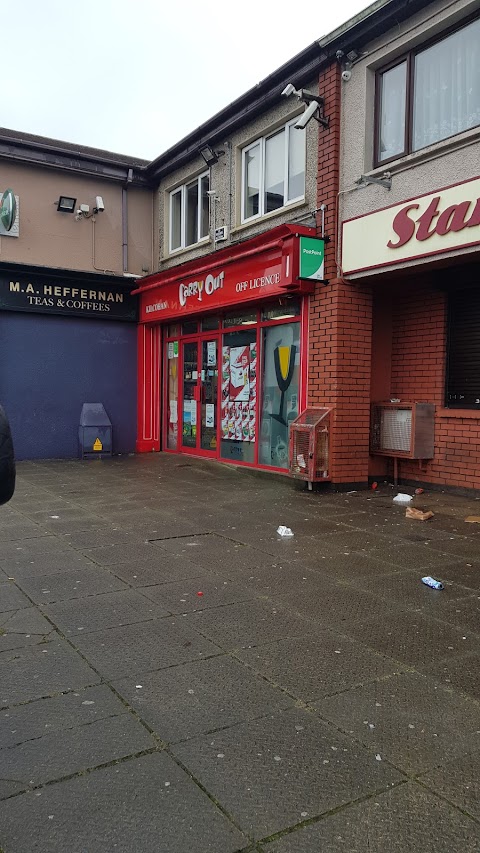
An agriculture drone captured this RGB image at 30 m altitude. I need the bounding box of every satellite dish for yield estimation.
[0,189,17,231]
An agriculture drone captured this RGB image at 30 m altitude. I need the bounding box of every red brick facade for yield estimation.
[385,280,480,492]
[308,64,373,485]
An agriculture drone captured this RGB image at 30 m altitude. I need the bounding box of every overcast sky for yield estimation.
[5,0,370,161]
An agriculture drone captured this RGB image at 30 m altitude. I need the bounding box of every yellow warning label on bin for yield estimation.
[93,438,103,451]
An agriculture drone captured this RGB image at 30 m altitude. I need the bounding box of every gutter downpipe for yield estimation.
[122,168,134,272]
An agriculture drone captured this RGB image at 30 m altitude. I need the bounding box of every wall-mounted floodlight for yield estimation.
[199,144,224,167]
[57,196,76,213]
[281,84,329,129]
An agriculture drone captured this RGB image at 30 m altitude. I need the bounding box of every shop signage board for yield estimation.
[0,273,138,321]
[138,232,315,323]
[299,237,325,280]
[0,189,17,232]
[342,175,480,274]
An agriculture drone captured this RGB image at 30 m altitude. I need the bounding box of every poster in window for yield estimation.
[205,403,215,429]
[207,340,216,366]
[221,344,257,443]
[221,347,230,438]
[229,346,250,402]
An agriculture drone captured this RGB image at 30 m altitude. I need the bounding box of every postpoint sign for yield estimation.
[299,236,325,281]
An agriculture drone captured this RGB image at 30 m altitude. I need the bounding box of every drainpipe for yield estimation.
[122,168,133,272]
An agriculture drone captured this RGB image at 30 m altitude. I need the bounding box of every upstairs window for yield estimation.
[376,16,480,165]
[169,173,209,253]
[242,120,305,223]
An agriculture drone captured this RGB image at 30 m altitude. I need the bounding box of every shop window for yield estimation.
[169,173,209,252]
[259,321,300,469]
[201,316,220,331]
[446,288,480,409]
[223,309,257,327]
[375,16,480,165]
[261,300,300,321]
[241,120,305,223]
[182,320,198,335]
[220,329,257,464]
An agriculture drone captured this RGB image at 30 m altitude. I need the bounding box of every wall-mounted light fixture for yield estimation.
[57,196,76,213]
[199,144,225,167]
[281,84,329,130]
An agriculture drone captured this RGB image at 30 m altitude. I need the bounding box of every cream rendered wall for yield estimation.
[0,161,153,276]
[155,81,320,271]
[339,0,480,276]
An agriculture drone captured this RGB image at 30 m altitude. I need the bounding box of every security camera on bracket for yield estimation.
[341,61,353,82]
[295,101,321,130]
[281,83,329,129]
[75,203,90,220]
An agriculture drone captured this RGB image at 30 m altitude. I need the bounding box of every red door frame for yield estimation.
[160,299,309,472]
[178,329,220,459]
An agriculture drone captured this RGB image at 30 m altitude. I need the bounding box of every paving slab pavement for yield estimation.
[0,454,479,852]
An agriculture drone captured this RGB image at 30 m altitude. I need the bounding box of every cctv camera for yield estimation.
[281,83,298,98]
[341,69,352,82]
[94,196,105,212]
[294,100,319,130]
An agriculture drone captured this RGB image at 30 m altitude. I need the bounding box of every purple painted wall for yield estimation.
[0,313,137,460]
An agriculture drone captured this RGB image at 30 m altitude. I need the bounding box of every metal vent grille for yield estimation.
[371,406,412,453]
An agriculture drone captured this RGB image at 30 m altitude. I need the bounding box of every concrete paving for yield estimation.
[0,454,479,853]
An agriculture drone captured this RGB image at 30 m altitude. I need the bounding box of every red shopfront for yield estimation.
[134,224,318,472]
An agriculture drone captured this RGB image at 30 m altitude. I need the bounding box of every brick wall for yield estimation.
[308,63,373,485]
[387,279,480,491]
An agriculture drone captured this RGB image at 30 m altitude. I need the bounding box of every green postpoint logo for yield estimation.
[299,236,325,281]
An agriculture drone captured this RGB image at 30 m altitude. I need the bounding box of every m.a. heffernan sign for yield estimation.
[0,273,137,321]
[342,175,480,275]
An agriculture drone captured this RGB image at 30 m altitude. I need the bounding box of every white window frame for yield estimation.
[241,119,305,224]
[169,171,209,253]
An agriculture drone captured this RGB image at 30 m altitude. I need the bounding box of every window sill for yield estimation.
[368,124,480,180]
[231,199,308,236]
[164,238,210,262]
[438,408,480,419]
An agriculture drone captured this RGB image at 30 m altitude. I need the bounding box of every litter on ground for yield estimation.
[421,576,444,590]
[277,526,294,537]
[393,493,412,503]
[406,507,434,521]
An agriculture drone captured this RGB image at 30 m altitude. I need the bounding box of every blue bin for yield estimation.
[79,403,112,459]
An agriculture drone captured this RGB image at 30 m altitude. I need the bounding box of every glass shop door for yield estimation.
[181,337,218,456]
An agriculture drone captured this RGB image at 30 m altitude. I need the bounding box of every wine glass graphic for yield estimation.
[271,343,296,426]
